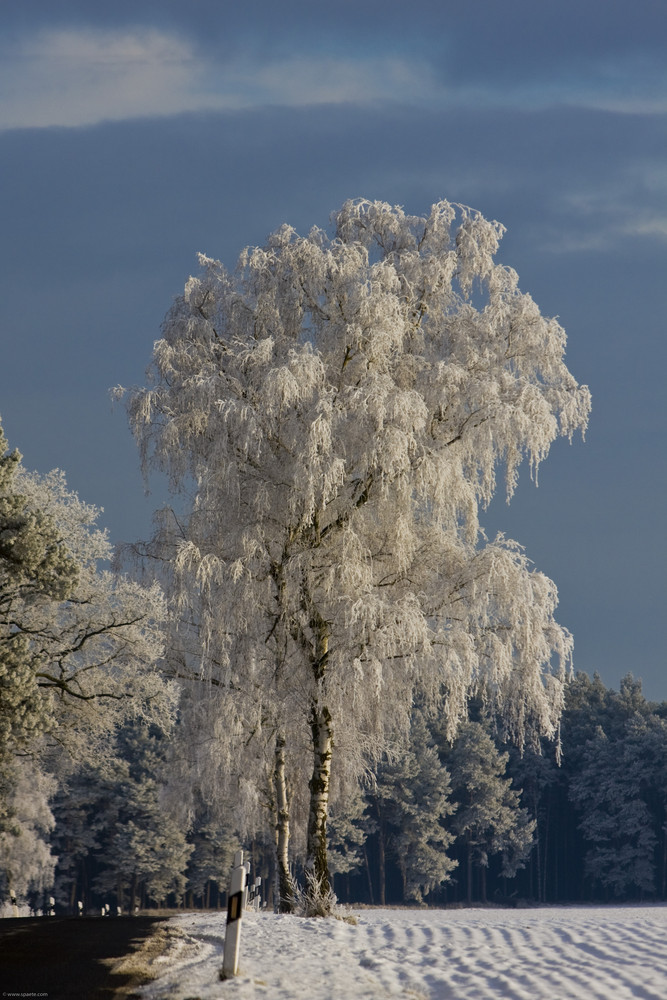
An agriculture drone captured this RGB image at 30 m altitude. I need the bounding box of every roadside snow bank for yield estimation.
[138,904,667,1000]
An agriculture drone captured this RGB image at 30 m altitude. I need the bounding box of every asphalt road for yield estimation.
[0,916,168,999]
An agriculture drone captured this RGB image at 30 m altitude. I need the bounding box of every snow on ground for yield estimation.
[136,904,667,1000]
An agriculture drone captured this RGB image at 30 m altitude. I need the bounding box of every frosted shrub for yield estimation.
[292,871,339,918]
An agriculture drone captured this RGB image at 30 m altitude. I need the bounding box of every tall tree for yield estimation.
[0,420,170,766]
[0,757,56,905]
[569,714,662,899]
[446,721,535,903]
[369,711,456,904]
[90,720,192,911]
[186,818,240,908]
[122,198,589,908]
[50,761,112,912]
[0,420,78,760]
[503,737,560,902]
[327,782,369,889]
[1,421,174,909]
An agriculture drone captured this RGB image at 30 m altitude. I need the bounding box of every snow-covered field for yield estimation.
[128,904,667,1000]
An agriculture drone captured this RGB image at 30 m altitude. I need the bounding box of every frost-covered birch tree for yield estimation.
[122,198,590,908]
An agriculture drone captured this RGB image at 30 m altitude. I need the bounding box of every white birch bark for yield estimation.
[274,733,294,912]
[305,701,334,897]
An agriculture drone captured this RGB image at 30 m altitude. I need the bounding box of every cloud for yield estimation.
[0,28,222,129]
[1,25,666,132]
[560,164,667,248]
[0,27,441,130]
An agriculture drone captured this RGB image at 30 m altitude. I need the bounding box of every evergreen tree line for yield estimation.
[6,663,666,914]
[352,672,667,907]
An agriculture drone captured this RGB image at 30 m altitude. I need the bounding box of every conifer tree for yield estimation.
[95,720,192,910]
[0,419,78,760]
[186,820,240,907]
[1,418,170,770]
[569,718,659,898]
[0,757,56,905]
[327,781,369,884]
[50,763,112,912]
[369,711,456,904]
[503,738,559,902]
[1,420,174,909]
[446,721,535,903]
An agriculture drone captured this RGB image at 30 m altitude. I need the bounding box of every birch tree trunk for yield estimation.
[304,611,334,907]
[306,700,334,899]
[274,732,294,913]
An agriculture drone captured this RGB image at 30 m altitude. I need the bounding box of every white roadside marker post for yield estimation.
[243,860,251,910]
[221,850,248,979]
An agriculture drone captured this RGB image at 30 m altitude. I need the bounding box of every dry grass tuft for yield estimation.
[104,922,201,996]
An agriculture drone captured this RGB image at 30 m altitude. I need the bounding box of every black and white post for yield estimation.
[221,850,248,979]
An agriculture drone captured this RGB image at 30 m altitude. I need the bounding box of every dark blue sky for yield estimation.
[1,1,665,698]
